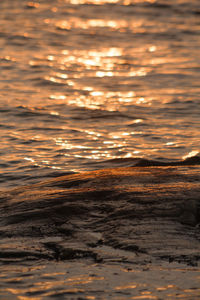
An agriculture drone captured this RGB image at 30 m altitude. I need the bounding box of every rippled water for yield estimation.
[1,2,200,298]
[0,165,200,299]
[1,261,200,299]
[1,0,200,189]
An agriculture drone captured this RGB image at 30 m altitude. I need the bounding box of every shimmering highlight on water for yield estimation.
[0,0,199,190]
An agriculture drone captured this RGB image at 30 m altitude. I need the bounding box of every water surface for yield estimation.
[1,3,200,297]
[0,0,200,189]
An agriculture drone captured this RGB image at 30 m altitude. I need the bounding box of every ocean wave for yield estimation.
[0,163,199,265]
[96,154,200,168]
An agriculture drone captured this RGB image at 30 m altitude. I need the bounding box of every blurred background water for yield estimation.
[0,0,200,189]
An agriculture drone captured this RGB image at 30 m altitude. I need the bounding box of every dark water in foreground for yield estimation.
[0,165,200,299]
[0,0,200,189]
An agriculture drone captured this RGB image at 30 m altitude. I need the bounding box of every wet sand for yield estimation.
[0,165,200,298]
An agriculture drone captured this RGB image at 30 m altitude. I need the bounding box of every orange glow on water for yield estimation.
[1,2,200,300]
[37,45,153,114]
[26,2,40,8]
[0,0,199,186]
[70,0,119,4]
[67,0,156,4]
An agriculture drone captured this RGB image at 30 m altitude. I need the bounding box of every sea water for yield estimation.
[0,1,200,298]
[0,0,200,190]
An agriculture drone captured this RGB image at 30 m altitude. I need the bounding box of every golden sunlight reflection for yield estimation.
[26,2,40,8]
[68,0,156,4]
[53,16,160,35]
[58,48,125,73]
[6,274,104,298]
[156,284,176,291]
[61,47,122,60]
[24,155,62,170]
[131,295,157,299]
[56,18,128,30]
[49,95,66,100]
[115,284,137,290]
[6,1,198,180]
[70,0,119,4]
[64,93,152,110]
[39,45,154,110]
[1,0,200,297]
[53,131,144,162]
[50,111,59,116]
[149,45,157,52]
[55,138,92,150]
[182,150,199,160]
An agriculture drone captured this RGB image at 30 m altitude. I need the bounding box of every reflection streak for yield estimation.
[1,0,198,180]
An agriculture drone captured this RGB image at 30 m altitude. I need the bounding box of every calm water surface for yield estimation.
[0,0,200,189]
